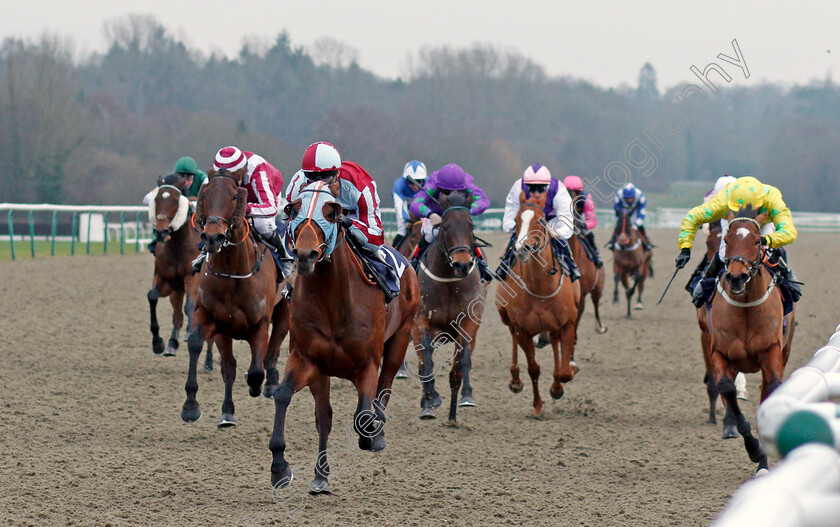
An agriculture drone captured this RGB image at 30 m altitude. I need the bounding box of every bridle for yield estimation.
[614,213,641,251]
[287,185,342,263]
[436,206,477,268]
[153,184,184,238]
[192,173,250,247]
[516,202,560,276]
[723,217,766,290]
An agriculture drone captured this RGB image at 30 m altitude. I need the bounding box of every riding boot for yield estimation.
[392,233,406,250]
[638,224,654,250]
[495,234,517,281]
[148,239,157,255]
[768,248,802,302]
[685,253,709,294]
[553,238,580,282]
[411,237,431,272]
[263,230,294,281]
[475,249,494,282]
[692,253,724,307]
[585,231,603,268]
[192,249,207,274]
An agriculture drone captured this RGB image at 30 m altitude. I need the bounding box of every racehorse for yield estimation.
[147,174,213,370]
[181,169,289,428]
[568,233,607,335]
[395,219,423,259]
[412,191,488,422]
[707,206,795,471]
[611,209,652,317]
[696,220,749,436]
[269,180,419,493]
[496,192,580,417]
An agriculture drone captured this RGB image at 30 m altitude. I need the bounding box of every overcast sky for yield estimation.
[4,0,839,89]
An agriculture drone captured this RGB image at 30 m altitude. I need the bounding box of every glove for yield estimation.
[761,235,771,247]
[675,247,691,269]
[340,215,355,229]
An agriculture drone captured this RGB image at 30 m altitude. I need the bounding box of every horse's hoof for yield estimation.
[755,468,770,478]
[596,326,608,334]
[203,360,213,372]
[152,337,165,355]
[249,385,261,398]
[217,413,237,428]
[309,478,331,495]
[263,384,279,399]
[570,362,579,375]
[271,467,293,489]
[430,395,443,408]
[369,435,386,452]
[163,345,177,357]
[634,303,644,310]
[722,424,739,439]
[181,405,201,423]
[707,417,717,425]
[358,435,372,450]
[509,381,523,393]
[549,385,564,400]
[395,364,408,379]
[458,396,477,407]
[737,390,749,401]
[535,335,550,349]
[419,408,436,420]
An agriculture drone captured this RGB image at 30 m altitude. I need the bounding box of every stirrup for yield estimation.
[191,252,206,274]
[691,282,706,308]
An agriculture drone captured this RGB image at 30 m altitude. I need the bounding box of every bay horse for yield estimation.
[496,192,580,416]
[395,219,423,259]
[412,191,488,422]
[707,206,795,471]
[696,220,750,436]
[147,175,213,370]
[270,180,419,493]
[182,169,290,428]
[611,209,652,317]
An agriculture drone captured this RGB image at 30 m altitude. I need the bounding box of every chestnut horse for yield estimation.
[147,176,213,369]
[496,193,580,416]
[395,219,423,259]
[707,206,795,471]
[270,181,419,493]
[182,170,289,428]
[568,233,607,335]
[611,210,652,317]
[412,192,488,422]
[696,221,749,436]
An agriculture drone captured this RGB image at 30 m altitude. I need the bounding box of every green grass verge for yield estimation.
[0,239,148,260]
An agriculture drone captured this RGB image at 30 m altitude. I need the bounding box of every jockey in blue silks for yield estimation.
[392,160,427,249]
[607,182,653,251]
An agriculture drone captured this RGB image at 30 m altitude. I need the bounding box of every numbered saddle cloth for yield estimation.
[359,245,407,295]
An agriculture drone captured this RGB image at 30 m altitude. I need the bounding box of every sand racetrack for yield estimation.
[1,228,837,526]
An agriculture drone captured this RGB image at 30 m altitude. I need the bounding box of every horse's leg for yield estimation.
[309,374,333,494]
[181,326,206,422]
[458,335,477,408]
[417,330,440,419]
[448,347,464,423]
[700,327,718,425]
[245,322,269,399]
[517,331,543,416]
[612,270,620,305]
[217,335,237,427]
[203,340,214,372]
[355,362,383,451]
[263,299,290,398]
[148,286,164,355]
[759,342,785,402]
[164,290,185,356]
[623,272,634,318]
[712,352,767,470]
[508,325,523,393]
[370,324,412,448]
[550,321,578,399]
[270,353,316,488]
[635,270,645,310]
[184,292,194,341]
[591,271,607,333]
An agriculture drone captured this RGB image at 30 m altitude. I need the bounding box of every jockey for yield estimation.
[409,163,494,281]
[495,164,580,282]
[143,156,208,255]
[192,146,288,277]
[563,175,603,268]
[674,176,801,308]
[286,141,399,302]
[392,160,427,249]
[684,174,736,293]
[608,183,653,251]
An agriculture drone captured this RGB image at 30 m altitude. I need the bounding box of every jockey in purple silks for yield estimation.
[409,163,494,281]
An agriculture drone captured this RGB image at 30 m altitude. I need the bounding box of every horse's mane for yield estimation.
[733,204,759,219]
[445,190,468,207]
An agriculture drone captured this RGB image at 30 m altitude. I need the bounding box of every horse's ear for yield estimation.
[518,191,527,204]
[157,175,164,187]
[194,186,206,226]
[207,167,217,177]
[231,187,248,226]
[466,192,475,209]
[322,202,342,223]
[284,199,302,220]
[726,210,735,222]
[755,210,770,226]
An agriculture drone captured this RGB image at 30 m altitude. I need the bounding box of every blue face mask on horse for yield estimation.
[287,181,340,258]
